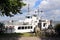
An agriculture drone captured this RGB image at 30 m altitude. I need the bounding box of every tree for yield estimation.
[0,22,5,33]
[0,0,26,17]
[55,24,60,35]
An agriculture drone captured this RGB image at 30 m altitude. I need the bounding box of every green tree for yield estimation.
[0,0,26,17]
[0,22,5,33]
[55,24,60,34]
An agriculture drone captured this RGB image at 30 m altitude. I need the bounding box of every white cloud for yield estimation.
[39,0,60,10]
[38,0,60,20]
[23,0,37,6]
[22,0,37,11]
[51,10,60,15]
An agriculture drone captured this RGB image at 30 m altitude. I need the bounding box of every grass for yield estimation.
[21,33,35,37]
[0,33,35,37]
[0,33,22,37]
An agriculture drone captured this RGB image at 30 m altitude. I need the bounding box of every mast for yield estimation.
[27,4,30,15]
[35,8,43,19]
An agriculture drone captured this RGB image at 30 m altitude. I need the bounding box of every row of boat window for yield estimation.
[18,26,32,29]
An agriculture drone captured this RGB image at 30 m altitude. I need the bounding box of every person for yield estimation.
[48,20,53,29]
[48,24,53,29]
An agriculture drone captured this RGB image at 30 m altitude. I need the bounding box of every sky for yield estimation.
[0,0,60,21]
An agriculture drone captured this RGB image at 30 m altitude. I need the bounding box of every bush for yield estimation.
[0,22,5,33]
[55,24,60,35]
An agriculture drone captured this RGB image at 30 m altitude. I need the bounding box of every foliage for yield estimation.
[0,22,5,33]
[55,24,60,34]
[0,0,26,17]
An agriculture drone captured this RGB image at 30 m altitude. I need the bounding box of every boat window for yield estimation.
[39,20,46,22]
[31,26,32,29]
[18,26,32,29]
[18,27,21,29]
[22,27,24,29]
[42,20,46,22]
[33,15,37,17]
[25,26,27,29]
[26,16,30,18]
[43,23,46,27]
[28,26,30,29]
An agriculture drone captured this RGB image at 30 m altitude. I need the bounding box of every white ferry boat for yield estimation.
[4,14,50,33]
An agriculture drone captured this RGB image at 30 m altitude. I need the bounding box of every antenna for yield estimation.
[28,4,29,13]
[27,4,30,15]
[35,8,43,18]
